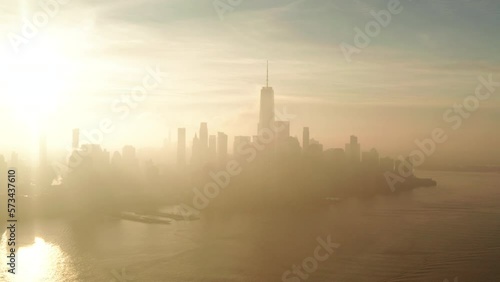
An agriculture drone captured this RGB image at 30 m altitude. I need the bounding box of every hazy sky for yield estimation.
[0,0,499,164]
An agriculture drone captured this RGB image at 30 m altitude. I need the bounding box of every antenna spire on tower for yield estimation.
[266,60,269,87]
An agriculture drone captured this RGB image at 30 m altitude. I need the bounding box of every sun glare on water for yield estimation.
[0,233,76,282]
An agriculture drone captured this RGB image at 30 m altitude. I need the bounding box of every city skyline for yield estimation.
[0,1,499,167]
[1,60,499,170]
[0,61,493,182]
[0,1,499,281]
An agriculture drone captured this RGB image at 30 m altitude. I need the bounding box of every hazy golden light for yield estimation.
[0,233,75,282]
[17,237,61,281]
[0,43,72,132]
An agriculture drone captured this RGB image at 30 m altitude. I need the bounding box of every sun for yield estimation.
[0,42,72,132]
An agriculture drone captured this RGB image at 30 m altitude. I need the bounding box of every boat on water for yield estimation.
[145,210,200,221]
[394,176,437,192]
[116,211,172,224]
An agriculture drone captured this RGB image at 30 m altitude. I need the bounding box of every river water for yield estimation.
[0,171,499,282]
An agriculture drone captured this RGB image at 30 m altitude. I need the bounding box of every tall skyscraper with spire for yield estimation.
[258,61,275,133]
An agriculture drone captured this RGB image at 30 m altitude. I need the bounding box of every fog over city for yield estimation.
[1,0,499,167]
[0,0,499,281]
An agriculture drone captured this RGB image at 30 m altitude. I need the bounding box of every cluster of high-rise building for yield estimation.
[29,62,407,189]
[171,62,392,172]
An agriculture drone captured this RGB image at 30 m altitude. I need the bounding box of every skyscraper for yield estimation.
[273,121,290,142]
[111,151,122,168]
[217,132,228,164]
[303,127,310,152]
[177,128,186,166]
[199,122,208,150]
[77,144,106,170]
[258,61,275,133]
[379,157,394,172]
[362,148,379,170]
[234,136,251,158]
[122,145,137,167]
[191,134,200,165]
[198,122,209,163]
[345,135,361,164]
[326,148,346,165]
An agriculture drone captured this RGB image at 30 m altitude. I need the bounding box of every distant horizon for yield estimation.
[1,0,499,166]
[1,1,500,281]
